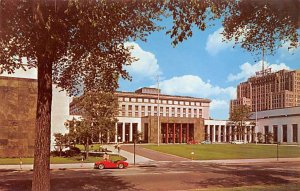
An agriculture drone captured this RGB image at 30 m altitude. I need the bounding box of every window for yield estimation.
[293,124,298,142]
[122,105,126,116]
[141,106,145,117]
[147,106,151,116]
[135,105,139,117]
[194,109,197,118]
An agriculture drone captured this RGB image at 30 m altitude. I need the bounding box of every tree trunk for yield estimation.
[86,137,89,159]
[32,56,52,191]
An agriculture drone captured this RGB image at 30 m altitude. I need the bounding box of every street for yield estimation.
[0,161,299,191]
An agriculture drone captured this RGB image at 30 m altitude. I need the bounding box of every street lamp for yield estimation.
[118,136,121,143]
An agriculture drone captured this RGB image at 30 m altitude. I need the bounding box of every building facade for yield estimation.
[204,120,256,143]
[70,87,211,143]
[230,69,300,117]
[249,106,300,144]
[0,76,70,157]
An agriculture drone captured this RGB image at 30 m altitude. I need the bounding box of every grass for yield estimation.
[75,144,102,151]
[143,144,300,160]
[197,183,300,191]
[0,155,126,165]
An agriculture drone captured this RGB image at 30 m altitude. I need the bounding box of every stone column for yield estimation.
[166,123,169,144]
[287,124,292,144]
[217,126,221,142]
[249,126,252,143]
[212,125,216,143]
[297,125,300,144]
[244,127,247,142]
[173,123,176,143]
[229,126,232,142]
[207,125,211,141]
[224,126,227,142]
[129,123,133,142]
[180,123,183,143]
[233,126,237,141]
[122,123,125,142]
[278,125,283,143]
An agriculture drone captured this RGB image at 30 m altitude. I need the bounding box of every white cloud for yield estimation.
[124,42,161,78]
[227,61,291,82]
[0,67,37,79]
[205,27,234,55]
[155,75,236,99]
[210,99,230,119]
[279,41,300,59]
[210,99,228,110]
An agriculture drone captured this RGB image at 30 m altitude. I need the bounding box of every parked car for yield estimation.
[231,140,246,144]
[201,140,211,144]
[94,160,128,169]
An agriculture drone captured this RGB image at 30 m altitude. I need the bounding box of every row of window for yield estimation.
[119,105,203,118]
[118,96,203,106]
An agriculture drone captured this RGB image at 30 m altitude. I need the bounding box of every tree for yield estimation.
[257,132,264,143]
[229,105,252,141]
[53,133,67,157]
[165,0,299,56]
[265,132,274,144]
[0,1,163,190]
[79,92,119,144]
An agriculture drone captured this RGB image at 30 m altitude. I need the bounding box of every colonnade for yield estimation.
[205,125,256,143]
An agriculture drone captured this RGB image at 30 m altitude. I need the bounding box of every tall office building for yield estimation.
[230,69,300,117]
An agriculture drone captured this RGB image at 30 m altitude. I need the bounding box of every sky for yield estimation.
[1,20,299,120]
[119,21,300,120]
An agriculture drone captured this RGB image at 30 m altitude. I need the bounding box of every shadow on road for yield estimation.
[0,170,139,191]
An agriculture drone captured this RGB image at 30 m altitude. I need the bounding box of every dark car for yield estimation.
[94,160,128,169]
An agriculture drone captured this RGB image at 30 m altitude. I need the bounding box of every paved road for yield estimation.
[1,161,299,191]
[121,144,190,161]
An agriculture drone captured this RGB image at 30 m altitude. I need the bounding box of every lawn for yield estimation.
[143,144,300,160]
[0,155,126,165]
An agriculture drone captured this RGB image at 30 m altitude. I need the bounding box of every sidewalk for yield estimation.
[104,144,153,164]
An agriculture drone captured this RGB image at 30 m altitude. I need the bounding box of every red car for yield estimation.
[94,160,128,169]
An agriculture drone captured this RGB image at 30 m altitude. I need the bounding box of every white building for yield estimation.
[70,87,211,143]
[204,120,255,143]
[249,106,300,144]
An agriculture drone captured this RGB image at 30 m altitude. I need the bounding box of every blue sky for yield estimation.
[119,21,300,120]
[1,19,299,120]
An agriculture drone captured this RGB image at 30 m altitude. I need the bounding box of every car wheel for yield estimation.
[118,163,124,169]
[98,164,104,169]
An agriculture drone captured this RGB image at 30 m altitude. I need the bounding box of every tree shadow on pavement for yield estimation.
[0,170,139,191]
[183,163,300,189]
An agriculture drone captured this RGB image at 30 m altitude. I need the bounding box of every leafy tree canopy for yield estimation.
[0,0,164,94]
[166,0,300,56]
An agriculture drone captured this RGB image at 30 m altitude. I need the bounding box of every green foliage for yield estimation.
[257,132,264,143]
[230,105,252,140]
[165,0,299,56]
